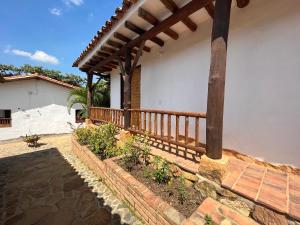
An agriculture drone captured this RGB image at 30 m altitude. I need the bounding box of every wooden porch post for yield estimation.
[86,72,93,119]
[206,0,232,159]
[124,48,132,129]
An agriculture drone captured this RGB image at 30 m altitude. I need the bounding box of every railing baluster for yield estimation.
[161,113,164,138]
[195,117,200,147]
[148,112,152,134]
[176,115,179,141]
[138,111,141,130]
[168,114,171,142]
[143,112,146,131]
[154,113,158,136]
[185,116,189,145]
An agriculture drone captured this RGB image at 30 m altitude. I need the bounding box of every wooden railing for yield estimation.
[90,107,124,128]
[0,118,11,128]
[129,109,206,154]
[90,107,206,154]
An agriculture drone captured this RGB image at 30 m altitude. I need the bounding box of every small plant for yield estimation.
[177,176,189,204]
[204,214,213,225]
[23,134,41,147]
[143,167,153,179]
[152,156,171,184]
[87,123,119,159]
[135,134,151,165]
[75,127,92,145]
[121,134,151,171]
[121,136,141,171]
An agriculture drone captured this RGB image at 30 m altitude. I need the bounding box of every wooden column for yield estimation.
[124,48,132,129]
[206,0,232,159]
[86,72,93,119]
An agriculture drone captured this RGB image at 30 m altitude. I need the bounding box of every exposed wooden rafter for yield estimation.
[125,21,164,47]
[205,1,215,18]
[236,0,249,8]
[114,32,151,52]
[90,0,209,73]
[138,8,179,40]
[160,0,197,32]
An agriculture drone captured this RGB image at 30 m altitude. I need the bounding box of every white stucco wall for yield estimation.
[110,71,121,109]
[110,0,300,167]
[0,79,82,141]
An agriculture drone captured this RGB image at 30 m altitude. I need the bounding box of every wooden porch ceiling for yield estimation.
[79,0,249,74]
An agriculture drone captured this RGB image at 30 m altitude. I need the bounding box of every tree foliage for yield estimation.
[0,64,85,86]
[67,79,110,117]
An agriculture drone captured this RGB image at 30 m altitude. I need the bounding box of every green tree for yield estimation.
[67,79,110,118]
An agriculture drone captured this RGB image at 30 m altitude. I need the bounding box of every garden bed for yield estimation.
[72,124,263,225]
[117,160,204,218]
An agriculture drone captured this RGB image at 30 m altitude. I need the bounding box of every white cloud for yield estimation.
[6,48,59,65]
[12,49,32,57]
[64,0,84,6]
[31,51,59,65]
[50,8,62,16]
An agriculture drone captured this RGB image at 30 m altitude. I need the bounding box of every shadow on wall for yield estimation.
[0,148,124,225]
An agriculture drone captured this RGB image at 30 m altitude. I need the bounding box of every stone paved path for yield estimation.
[0,135,142,225]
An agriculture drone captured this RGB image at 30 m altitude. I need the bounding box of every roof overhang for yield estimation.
[73,0,249,75]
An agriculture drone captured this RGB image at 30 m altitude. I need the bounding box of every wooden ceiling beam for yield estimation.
[107,40,123,49]
[138,8,179,40]
[160,0,197,32]
[101,46,116,54]
[90,0,208,73]
[236,0,249,8]
[205,1,215,18]
[114,32,151,52]
[125,21,164,47]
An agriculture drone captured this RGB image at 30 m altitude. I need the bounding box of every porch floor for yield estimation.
[223,158,300,221]
[149,144,300,222]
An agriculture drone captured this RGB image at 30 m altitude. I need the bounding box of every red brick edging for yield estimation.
[71,136,186,225]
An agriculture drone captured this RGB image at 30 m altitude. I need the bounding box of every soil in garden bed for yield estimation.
[117,160,205,218]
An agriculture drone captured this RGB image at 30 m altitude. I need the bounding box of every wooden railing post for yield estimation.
[206,0,232,159]
[86,72,93,119]
[124,48,132,129]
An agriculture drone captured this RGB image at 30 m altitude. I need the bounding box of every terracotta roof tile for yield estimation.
[2,74,76,89]
[72,0,139,68]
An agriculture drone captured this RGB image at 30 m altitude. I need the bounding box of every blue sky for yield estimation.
[0,0,122,77]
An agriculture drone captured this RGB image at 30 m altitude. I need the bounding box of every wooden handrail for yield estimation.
[129,108,206,118]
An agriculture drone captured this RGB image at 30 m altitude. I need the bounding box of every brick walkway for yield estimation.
[151,146,300,222]
[196,198,258,225]
[222,158,300,221]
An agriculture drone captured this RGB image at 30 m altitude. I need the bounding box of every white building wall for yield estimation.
[0,79,81,141]
[110,0,300,167]
[110,71,121,109]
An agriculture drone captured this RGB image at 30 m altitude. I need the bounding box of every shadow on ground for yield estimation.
[0,148,123,225]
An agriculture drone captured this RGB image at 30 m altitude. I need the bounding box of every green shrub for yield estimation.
[75,127,92,145]
[89,123,119,159]
[121,134,151,171]
[152,156,171,184]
